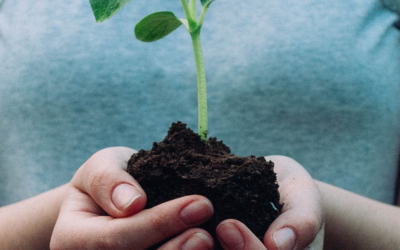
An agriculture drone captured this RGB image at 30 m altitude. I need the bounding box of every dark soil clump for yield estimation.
[127,122,282,249]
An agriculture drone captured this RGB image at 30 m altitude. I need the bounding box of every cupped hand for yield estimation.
[216,155,324,250]
[50,147,215,250]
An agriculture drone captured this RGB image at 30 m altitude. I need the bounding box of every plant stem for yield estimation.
[181,0,196,29]
[180,0,190,18]
[189,0,197,21]
[198,3,210,29]
[181,0,209,141]
[190,29,208,141]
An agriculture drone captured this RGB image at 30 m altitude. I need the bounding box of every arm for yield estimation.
[0,149,325,250]
[317,181,400,249]
[51,149,325,250]
[0,184,67,250]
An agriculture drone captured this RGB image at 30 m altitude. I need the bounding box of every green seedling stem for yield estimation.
[185,2,210,141]
[180,0,209,140]
[89,0,214,141]
[191,30,208,141]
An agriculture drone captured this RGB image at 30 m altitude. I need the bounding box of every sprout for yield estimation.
[89,0,214,141]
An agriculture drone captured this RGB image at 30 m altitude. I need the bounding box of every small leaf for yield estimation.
[200,0,214,7]
[89,0,133,23]
[135,12,183,42]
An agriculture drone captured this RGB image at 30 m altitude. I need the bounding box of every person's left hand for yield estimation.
[216,155,324,250]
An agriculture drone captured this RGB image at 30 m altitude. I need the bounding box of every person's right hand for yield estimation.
[50,147,215,250]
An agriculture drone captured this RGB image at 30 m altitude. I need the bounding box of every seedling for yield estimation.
[89,0,214,141]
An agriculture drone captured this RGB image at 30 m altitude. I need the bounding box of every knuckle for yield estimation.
[89,169,111,194]
[71,149,108,185]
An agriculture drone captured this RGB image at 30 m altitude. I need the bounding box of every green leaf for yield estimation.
[89,0,133,22]
[135,12,183,42]
[200,0,214,7]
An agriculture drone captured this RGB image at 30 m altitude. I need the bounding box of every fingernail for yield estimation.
[180,199,214,225]
[274,227,296,250]
[217,222,245,249]
[182,232,213,250]
[112,183,142,211]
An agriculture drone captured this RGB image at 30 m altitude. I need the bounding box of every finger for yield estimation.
[305,221,325,250]
[71,147,147,217]
[158,228,214,250]
[51,193,214,250]
[217,219,267,250]
[264,155,323,250]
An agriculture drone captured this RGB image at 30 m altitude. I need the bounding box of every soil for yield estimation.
[127,122,282,249]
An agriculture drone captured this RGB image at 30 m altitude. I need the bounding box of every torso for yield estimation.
[0,0,399,205]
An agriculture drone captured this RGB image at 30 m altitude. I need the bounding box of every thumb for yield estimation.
[71,147,147,218]
[263,155,324,250]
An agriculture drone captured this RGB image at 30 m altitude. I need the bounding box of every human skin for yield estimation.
[0,184,67,249]
[318,180,400,250]
[263,156,324,250]
[1,147,324,250]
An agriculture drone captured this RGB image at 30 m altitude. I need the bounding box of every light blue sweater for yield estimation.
[0,0,399,205]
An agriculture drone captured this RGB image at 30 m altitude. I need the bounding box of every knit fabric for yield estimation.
[0,0,399,205]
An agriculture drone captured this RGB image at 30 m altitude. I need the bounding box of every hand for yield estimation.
[50,147,215,250]
[216,155,324,250]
